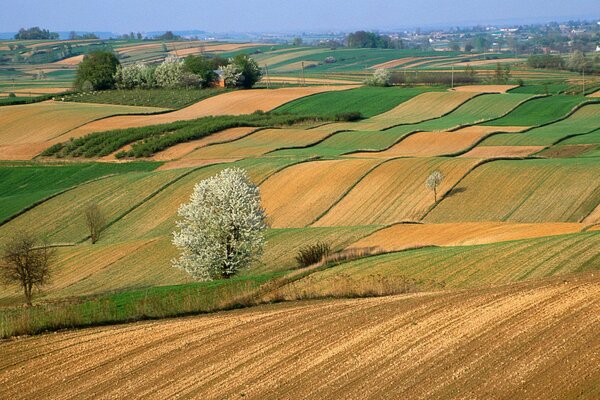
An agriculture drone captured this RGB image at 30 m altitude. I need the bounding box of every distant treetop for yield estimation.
[14,27,59,40]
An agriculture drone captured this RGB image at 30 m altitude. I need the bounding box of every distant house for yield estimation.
[214,69,225,87]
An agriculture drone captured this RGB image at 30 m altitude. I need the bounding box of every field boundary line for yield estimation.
[308,159,391,227]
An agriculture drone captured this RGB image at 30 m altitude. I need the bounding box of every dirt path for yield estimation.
[1,273,598,399]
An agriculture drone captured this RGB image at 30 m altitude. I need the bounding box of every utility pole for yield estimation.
[451,65,455,89]
[582,68,585,96]
[301,61,306,86]
[264,64,271,89]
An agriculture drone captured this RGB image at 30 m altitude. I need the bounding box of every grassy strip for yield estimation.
[63,88,229,109]
[0,272,285,339]
[42,112,333,158]
[0,162,161,224]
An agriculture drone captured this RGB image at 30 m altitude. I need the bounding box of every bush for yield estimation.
[114,63,156,89]
[324,56,337,64]
[295,242,331,268]
[155,57,188,89]
[8,92,16,98]
[365,69,391,87]
[335,111,363,121]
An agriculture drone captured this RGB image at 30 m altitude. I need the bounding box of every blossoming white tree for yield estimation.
[172,168,267,280]
[154,57,186,88]
[365,68,392,87]
[425,170,445,202]
[219,62,243,88]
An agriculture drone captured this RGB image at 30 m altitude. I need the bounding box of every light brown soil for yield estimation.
[350,222,585,251]
[171,43,267,56]
[451,85,518,93]
[53,54,84,65]
[66,86,356,137]
[461,145,545,158]
[539,144,597,158]
[447,58,523,67]
[370,57,421,69]
[587,89,600,98]
[1,273,599,399]
[351,126,528,158]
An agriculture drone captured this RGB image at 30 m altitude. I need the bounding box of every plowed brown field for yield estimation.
[351,126,527,158]
[350,222,585,251]
[66,86,355,136]
[461,145,544,158]
[260,159,381,227]
[1,273,599,399]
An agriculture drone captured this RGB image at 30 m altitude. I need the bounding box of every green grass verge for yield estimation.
[0,162,160,224]
[0,272,285,338]
[63,88,228,109]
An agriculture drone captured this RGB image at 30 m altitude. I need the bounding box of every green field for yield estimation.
[482,95,590,126]
[63,88,228,109]
[480,103,600,146]
[273,86,442,118]
[0,162,160,224]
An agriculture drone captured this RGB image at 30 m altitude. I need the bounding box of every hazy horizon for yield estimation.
[1,0,598,34]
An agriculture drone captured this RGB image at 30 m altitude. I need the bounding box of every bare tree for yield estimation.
[1,232,55,306]
[425,170,445,202]
[84,203,106,244]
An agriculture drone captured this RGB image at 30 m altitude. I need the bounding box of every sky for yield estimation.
[1,0,598,33]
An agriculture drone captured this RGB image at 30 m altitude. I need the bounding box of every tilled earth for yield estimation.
[1,273,599,399]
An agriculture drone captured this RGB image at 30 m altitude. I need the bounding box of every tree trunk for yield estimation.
[24,283,33,306]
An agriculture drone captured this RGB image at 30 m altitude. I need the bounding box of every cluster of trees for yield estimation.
[68,32,99,40]
[346,31,402,49]
[118,32,144,40]
[75,51,262,91]
[365,69,392,87]
[527,51,599,73]
[14,27,59,40]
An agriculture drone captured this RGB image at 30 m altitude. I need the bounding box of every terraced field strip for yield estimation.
[260,159,381,228]
[0,101,166,160]
[314,157,481,226]
[451,84,518,93]
[0,169,186,244]
[257,48,328,67]
[426,158,600,223]
[350,222,585,252]
[482,95,589,126]
[281,231,600,297]
[271,129,402,158]
[66,86,356,136]
[149,127,259,161]
[171,43,267,56]
[370,57,422,69]
[53,54,84,65]
[480,103,600,146]
[274,86,440,118]
[181,127,337,160]
[460,145,544,158]
[0,162,159,224]
[351,126,527,158]
[446,58,523,67]
[2,273,599,399]
[538,128,600,159]
[332,91,478,131]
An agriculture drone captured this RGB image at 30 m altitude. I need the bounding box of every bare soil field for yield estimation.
[351,126,527,158]
[1,273,598,400]
[170,43,266,56]
[53,54,85,65]
[370,57,422,69]
[66,86,356,136]
[350,221,585,251]
[460,145,545,158]
[447,58,523,67]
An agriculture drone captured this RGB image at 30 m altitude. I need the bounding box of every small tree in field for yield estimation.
[1,232,55,306]
[172,168,267,280]
[365,68,391,87]
[425,170,444,202]
[84,203,106,244]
